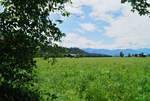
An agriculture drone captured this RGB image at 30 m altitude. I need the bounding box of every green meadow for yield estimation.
[34,58,150,101]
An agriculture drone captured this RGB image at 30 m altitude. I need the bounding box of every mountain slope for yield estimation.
[83,48,150,56]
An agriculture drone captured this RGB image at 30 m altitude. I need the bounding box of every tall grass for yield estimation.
[34,58,150,101]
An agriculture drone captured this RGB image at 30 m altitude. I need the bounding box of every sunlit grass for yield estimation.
[35,57,150,101]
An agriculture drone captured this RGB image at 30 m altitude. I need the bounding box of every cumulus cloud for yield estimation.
[59,33,123,49]
[105,6,150,49]
[62,0,150,49]
[65,2,83,15]
[59,33,104,48]
[80,23,97,32]
[66,0,122,22]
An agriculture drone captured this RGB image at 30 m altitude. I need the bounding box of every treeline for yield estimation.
[120,52,149,57]
[36,47,149,58]
[35,47,112,58]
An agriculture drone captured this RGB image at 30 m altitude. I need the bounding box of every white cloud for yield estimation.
[62,0,150,49]
[105,6,150,49]
[65,1,83,15]
[80,23,97,32]
[59,33,104,48]
[63,1,83,16]
[59,33,123,49]
[66,0,123,22]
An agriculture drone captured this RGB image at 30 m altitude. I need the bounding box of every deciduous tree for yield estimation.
[121,0,150,15]
[0,0,70,99]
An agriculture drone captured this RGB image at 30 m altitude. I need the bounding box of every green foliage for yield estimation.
[36,47,88,57]
[128,53,131,57]
[0,84,40,101]
[120,51,124,57]
[121,0,150,15]
[35,58,150,101]
[0,0,70,100]
[36,47,112,58]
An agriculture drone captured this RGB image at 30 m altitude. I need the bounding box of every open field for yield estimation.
[35,58,150,101]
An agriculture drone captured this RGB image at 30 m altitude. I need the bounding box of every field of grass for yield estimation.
[34,58,150,101]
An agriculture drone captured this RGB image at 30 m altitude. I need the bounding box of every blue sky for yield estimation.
[1,0,150,49]
[57,0,150,49]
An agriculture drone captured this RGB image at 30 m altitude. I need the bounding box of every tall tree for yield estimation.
[0,0,70,90]
[120,51,124,57]
[128,53,131,57]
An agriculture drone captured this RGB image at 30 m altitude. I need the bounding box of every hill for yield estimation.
[36,47,112,57]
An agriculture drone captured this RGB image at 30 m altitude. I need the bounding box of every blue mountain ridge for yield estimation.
[83,48,150,56]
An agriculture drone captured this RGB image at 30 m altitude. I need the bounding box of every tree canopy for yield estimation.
[0,0,70,100]
[121,0,150,15]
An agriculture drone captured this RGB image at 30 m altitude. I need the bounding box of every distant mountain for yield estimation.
[83,48,150,56]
